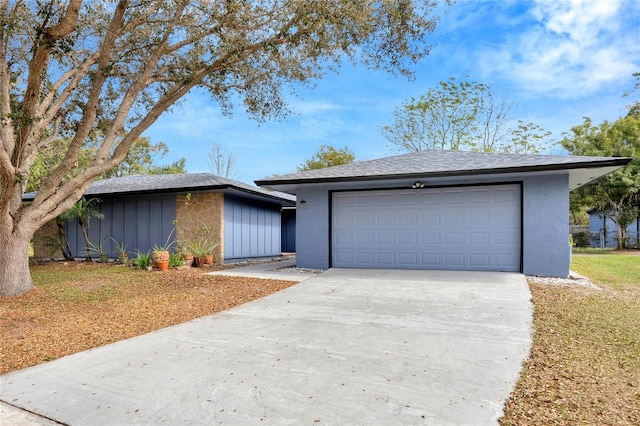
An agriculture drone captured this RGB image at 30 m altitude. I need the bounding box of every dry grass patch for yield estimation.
[500,255,640,425]
[0,261,296,374]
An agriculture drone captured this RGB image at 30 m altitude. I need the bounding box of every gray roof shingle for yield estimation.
[255,150,631,185]
[24,173,295,204]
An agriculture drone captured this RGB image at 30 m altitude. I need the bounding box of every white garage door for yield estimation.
[331,184,521,272]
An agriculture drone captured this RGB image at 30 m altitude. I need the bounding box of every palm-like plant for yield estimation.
[60,197,104,260]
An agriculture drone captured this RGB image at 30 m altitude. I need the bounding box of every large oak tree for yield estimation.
[0,0,449,296]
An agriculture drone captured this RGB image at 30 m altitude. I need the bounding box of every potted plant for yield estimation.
[177,244,193,267]
[155,257,170,272]
[151,229,175,267]
[111,239,129,265]
[88,237,109,263]
[205,240,221,264]
[187,240,210,267]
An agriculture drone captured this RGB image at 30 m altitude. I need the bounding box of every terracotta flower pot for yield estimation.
[156,259,169,272]
[152,250,170,267]
[183,255,194,267]
[194,256,206,267]
[204,254,214,265]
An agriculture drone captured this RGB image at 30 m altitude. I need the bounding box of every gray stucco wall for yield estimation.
[295,186,331,269]
[522,174,570,277]
[293,172,571,277]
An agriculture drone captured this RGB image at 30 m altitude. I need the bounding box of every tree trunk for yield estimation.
[616,222,625,250]
[612,210,626,250]
[0,232,34,296]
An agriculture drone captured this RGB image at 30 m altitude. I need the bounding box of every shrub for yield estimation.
[572,232,591,247]
[169,252,184,268]
[133,251,151,270]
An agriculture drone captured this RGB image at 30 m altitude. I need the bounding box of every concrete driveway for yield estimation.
[1,268,532,425]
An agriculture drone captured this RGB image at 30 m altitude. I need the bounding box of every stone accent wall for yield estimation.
[32,219,64,259]
[175,192,224,263]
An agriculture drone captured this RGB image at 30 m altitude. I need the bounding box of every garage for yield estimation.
[257,149,631,277]
[331,184,522,271]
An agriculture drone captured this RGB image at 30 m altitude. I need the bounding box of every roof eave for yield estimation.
[255,158,632,186]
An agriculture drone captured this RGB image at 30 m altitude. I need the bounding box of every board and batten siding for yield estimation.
[66,194,176,258]
[224,195,282,260]
[589,213,639,248]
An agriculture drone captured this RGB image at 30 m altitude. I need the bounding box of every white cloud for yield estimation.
[478,0,640,98]
[290,100,344,115]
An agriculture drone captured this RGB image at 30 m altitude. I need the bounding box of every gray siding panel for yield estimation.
[224,195,281,259]
[589,213,639,247]
[65,194,176,258]
[281,209,296,252]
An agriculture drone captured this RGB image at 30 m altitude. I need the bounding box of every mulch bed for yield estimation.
[0,261,296,374]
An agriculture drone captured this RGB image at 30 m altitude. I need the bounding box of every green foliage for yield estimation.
[27,137,97,192]
[560,114,640,249]
[572,232,591,247]
[186,239,219,258]
[111,239,128,256]
[60,197,104,261]
[133,251,151,270]
[102,137,186,179]
[507,120,552,154]
[88,237,109,258]
[298,145,356,171]
[169,252,184,268]
[381,77,551,153]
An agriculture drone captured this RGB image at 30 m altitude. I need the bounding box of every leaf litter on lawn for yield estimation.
[0,261,296,374]
[500,279,640,426]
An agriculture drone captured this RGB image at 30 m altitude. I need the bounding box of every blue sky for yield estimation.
[143,0,640,185]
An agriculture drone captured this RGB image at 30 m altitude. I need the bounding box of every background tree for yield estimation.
[381,78,512,152]
[507,121,552,154]
[560,115,640,249]
[0,0,449,296]
[28,136,185,191]
[298,145,356,171]
[102,137,186,178]
[381,77,551,153]
[208,143,238,178]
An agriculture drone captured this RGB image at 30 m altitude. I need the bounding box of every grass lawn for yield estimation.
[0,261,296,374]
[500,252,640,425]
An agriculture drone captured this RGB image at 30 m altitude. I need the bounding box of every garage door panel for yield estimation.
[421,233,440,244]
[356,252,374,264]
[469,232,490,245]
[399,253,418,265]
[421,253,441,266]
[444,211,465,225]
[470,254,490,266]
[469,190,491,203]
[444,191,465,203]
[444,254,465,266]
[332,184,521,272]
[377,253,395,264]
[422,193,441,204]
[399,194,418,205]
